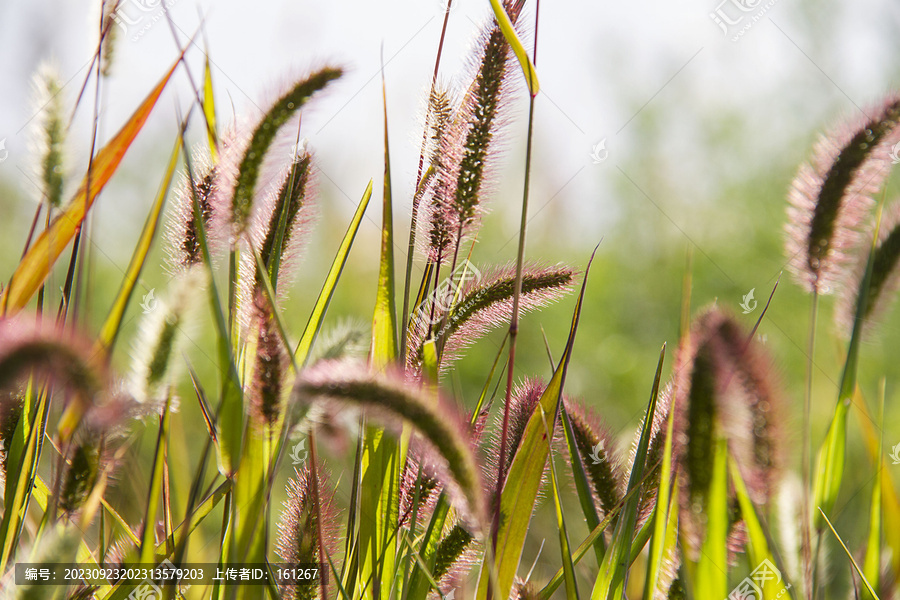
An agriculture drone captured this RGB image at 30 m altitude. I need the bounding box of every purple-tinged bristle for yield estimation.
[786,92,900,294]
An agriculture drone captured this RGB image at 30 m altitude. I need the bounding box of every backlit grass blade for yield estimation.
[854,387,900,579]
[139,397,172,564]
[203,55,218,162]
[538,464,661,600]
[358,73,401,599]
[294,180,373,366]
[814,204,882,528]
[730,458,794,600]
[476,250,592,600]
[1,57,180,316]
[820,509,882,599]
[488,0,539,96]
[541,406,581,600]
[560,403,604,565]
[862,383,885,600]
[643,392,677,600]
[0,385,49,569]
[94,135,180,356]
[692,437,728,600]
[862,451,882,600]
[404,495,450,599]
[591,343,666,600]
[98,481,232,600]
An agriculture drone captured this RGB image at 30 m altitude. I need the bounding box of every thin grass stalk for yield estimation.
[802,291,818,599]
[401,0,455,364]
[493,0,540,562]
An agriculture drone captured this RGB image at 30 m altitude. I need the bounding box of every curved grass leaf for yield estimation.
[1,57,180,316]
[488,0,539,96]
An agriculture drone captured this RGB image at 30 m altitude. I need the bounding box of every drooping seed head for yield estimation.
[276,462,339,600]
[408,263,576,372]
[212,68,341,241]
[786,92,900,294]
[836,201,900,337]
[292,359,487,531]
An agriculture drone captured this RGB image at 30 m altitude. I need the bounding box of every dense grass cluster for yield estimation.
[0,2,899,600]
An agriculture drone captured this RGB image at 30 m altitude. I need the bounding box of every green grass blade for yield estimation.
[0,386,50,569]
[203,55,218,162]
[477,251,593,600]
[94,135,180,356]
[591,343,666,600]
[560,404,604,566]
[814,205,882,529]
[294,179,372,366]
[139,397,172,563]
[862,385,885,600]
[692,437,728,600]
[541,406,581,600]
[643,392,677,599]
[854,388,900,580]
[730,458,795,600]
[820,509,881,599]
[487,0,539,96]
[356,74,401,600]
[538,466,660,600]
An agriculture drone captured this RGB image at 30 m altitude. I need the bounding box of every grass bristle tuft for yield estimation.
[786,92,900,294]
[276,461,339,600]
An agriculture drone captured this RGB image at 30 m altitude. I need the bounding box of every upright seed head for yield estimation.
[128,268,205,411]
[31,62,67,210]
[671,307,784,557]
[786,92,900,294]
[99,0,119,77]
[565,398,623,521]
[58,438,101,517]
[167,153,217,274]
[247,291,287,430]
[237,151,316,331]
[276,462,338,600]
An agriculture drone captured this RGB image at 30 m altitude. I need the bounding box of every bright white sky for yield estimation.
[0,0,898,260]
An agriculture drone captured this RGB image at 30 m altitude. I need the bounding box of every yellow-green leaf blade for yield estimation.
[1,58,179,315]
